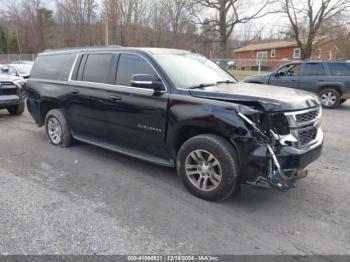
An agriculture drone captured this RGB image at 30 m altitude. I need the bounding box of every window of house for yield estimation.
[257,51,268,60]
[271,49,276,58]
[317,49,322,59]
[293,48,301,59]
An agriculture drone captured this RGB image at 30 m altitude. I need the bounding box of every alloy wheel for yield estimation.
[47,117,62,144]
[321,91,337,107]
[185,149,222,192]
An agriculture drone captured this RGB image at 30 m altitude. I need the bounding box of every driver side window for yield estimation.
[277,63,301,77]
[116,54,159,87]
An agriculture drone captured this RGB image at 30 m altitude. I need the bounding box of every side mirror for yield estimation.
[131,74,164,91]
[272,71,279,77]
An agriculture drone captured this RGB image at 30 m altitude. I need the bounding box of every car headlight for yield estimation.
[13,80,25,88]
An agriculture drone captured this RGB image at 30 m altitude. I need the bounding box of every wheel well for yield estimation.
[173,126,220,153]
[173,126,241,168]
[318,86,342,96]
[40,100,60,122]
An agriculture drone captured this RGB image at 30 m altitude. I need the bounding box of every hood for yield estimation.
[189,82,320,112]
[0,75,22,82]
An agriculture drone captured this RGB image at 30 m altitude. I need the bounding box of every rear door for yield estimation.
[66,52,116,140]
[106,53,169,158]
[299,62,327,92]
[269,63,301,88]
[325,62,350,82]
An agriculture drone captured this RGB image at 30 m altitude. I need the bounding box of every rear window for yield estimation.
[30,53,75,80]
[327,63,350,76]
[82,54,114,84]
[303,63,326,76]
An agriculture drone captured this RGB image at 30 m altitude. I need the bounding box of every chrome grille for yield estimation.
[284,107,321,148]
[295,109,319,123]
[298,127,318,147]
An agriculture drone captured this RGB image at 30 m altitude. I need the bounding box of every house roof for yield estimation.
[234,40,298,53]
[234,37,334,53]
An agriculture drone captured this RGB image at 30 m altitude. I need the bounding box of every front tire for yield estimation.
[177,134,240,201]
[7,102,25,116]
[319,88,341,109]
[45,109,73,147]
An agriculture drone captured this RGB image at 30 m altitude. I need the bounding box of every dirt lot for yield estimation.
[0,103,349,255]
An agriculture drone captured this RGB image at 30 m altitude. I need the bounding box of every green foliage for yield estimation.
[38,7,55,27]
[0,26,7,53]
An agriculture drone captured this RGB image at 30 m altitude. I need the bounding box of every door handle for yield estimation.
[109,95,122,102]
[71,89,80,94]
[318,79,325,82]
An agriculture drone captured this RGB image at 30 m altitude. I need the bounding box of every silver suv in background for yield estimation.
[0,64,32,81]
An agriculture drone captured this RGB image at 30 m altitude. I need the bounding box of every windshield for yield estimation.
[12,64,32,74]
[154,53,236,89]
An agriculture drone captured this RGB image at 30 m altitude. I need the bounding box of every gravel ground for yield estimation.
[0,103,349,255]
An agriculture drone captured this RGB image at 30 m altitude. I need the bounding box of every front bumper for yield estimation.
[241,128,323,183]
[276,129,323,170]
[0,95,24,109]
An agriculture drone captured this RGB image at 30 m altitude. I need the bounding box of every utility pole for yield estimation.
[105,0,109,46]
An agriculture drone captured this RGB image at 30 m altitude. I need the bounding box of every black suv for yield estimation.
[0,75,26,115]
[27,47,323,201]
[244,61,350,109]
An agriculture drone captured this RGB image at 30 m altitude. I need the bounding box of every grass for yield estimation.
[228,69,270,81]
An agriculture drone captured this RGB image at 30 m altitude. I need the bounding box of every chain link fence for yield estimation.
[213,58,293,80]
[0,54,36,64]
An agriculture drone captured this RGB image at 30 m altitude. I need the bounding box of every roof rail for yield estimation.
[43,45,123,52]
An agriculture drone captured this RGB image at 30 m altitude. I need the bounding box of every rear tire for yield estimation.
[7,102,25,116]
[45,109,73,147]
[319,88,341,109]
[176,134,240,201]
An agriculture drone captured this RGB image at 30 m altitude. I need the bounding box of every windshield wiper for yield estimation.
[216,80,236,84]
[187,83,216,89]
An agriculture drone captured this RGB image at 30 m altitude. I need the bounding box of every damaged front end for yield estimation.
[234,104,323,192]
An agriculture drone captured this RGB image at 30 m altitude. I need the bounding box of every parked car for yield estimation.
[27,47,323,201]
[243,61,350,109]
[0,64,32,80]
[227,61,236,70]
[0,75,27,115]
[11,60,34,65]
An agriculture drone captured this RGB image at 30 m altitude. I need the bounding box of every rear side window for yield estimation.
[82,54,114,84]
[303,63,326,76]
[327,63,350,76]
[116,54,157,86]
[30,54,75,80]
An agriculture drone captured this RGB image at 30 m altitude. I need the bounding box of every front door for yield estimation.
[106,53,169,158]
[269,63,301,89]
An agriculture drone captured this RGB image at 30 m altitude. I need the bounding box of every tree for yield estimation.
[280,0,350,59]
[56,0,98,46]
[194,0,273,58]
[161,0,194,46]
